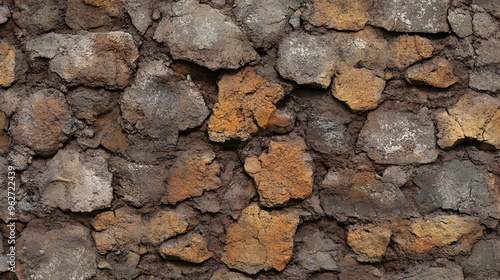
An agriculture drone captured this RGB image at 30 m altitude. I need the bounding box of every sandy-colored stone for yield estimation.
[208,67,285,142]
[331,66,385,112]
[302,0,371,31]
[222,205,300,274]
[162,150,221,205]
[0,43,15,87]
[405,57,458,88]
[436,94,500,149]
[244,135,313,207]
[392,216,483,259]
[9,89,73,157]
[347,224,392,263]
[389,35,434,69]
[159,232,213,263]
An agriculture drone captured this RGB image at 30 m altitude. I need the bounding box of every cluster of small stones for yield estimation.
[0,0,499,279]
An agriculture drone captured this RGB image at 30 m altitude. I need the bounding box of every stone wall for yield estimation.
[0,0,499,279]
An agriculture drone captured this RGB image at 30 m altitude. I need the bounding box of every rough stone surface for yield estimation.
[347,224,392,263]
[358,111,438,165]
[244,135,314,207]
[389,35,434,69]
[295,229,340,272]
[65,0,120,30]
[448,9,473,38]
[154,0,259,70]
[461,240,500,279]
[39,146,113,212]
[469,66,500,93]
[162,149,221,205]
[26,32,139,89]
[474,38,500,67]
[121,60,209,147]
[302,0,371,31]
[392,216,483,260]
[210,268,252,280]
[123,0,152,35]
[13,0,65,32]
[267,109,295,134]
[392,262,465,280]
[9,89,73,157]
[0,43,15,87]
[68,87,114,123]
[436,94,500,149]
[405,58,458,88]
[159,232,213,263]
[208,67,285,142]
[17,221,97,280]
[222,205,300,274]
[306,115,347,154]
[332,66,385,112]
[0,6,9,24]
[233,0,300,49]
[472,13,497,39]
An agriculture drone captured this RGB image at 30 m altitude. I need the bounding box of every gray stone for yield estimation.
[472,13,497,39]
[0,85,22,117]
[108,156,168,207]
[414,160,500,219]
[123,0,152,35]
[372,0,450,33]
[124,134,175,164]
[474,38,500,67]
[306,115,347,154]
[121,60,209,147]
[392,262,464,280]
[154,0,259,70]
[0,6,9,24]
[448,9,473,38]
[211,267,252,280]
[39,146,113,212]
[26,32,139,89]
[13,0,65,32]
[472,0,500,18]
[295,229,340,272]
[469,65,500,92]
[68,87,114,123]
[289,10,301,29]
[461,240,500,279]
[233,0,300,49]
[381,166,413,188]
[17,221,97,280]
[358,111,438,165]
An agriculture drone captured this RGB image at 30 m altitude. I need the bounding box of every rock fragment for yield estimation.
[159,232,213,263]
[461,240,500,279]
[13,0,65,32]
[405,57,458,88]
[347,224,392,263]
[0,6,9,24]
[472,13,497,39]
[68,87,114,123]
[302,0,371,31]
[0,43,15,87]
[392,261,465,280]
[295,229,340,272]
[306,115,347,154]
[389,35,434,69]
[448,9,473,38]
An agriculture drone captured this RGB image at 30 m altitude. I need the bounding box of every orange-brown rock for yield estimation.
[244,135,314,207]
[405,57,458,88]
[162,150,221,205]
[392,215,483,259]
[347,223,392,263]
[331,66,385,112]
[92,207,188,253]
[0,43,15,87]
[436,94,500,150]
[389,35,434,69]
[9,89,73,157]
[222,205,300,274]
[267,109,295,134]
[101,123,127,154]
[159,232,213,263]
[303,0,371,31]
[208,67,285,142]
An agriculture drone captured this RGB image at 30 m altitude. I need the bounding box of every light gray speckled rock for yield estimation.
[448,9,473,38]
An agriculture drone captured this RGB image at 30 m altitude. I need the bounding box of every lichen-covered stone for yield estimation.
[244,135,313,207]
[9,89,73,157]
[358,111,438,165]
[154,0,259,70]
[162,150,221,205]
[302,0,371,31]
[392,216,483,260]
[159,232,212,263]
[331,66,385,112]
[405,58,458,88]
[17,221,97,280]
[347,224,392,263]
[389,35,434,69]
[233,0,300,49]
[436,94,500,149]
[26,32,138,89]
[448,9,473,38]
[39,146,113,212]
[222,205,300,274]
[208,67,285,142]
[306,115,347,154]
[13,0,65,32]
[461,240,500,279]
[0,43,15,87]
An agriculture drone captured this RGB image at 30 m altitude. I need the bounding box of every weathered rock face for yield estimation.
[154,0,259,70]
[159,232,213,263]
[436,94,500,150]
[461,240,500,279]
[65,0,120,30]
[208,67,285,142]
[68,86,114,124]
[162,149,221,205]
[9,89,73,157]
[222,205,300,274]
[121,60,209,147]
[210,267,252,280]
[392,262,465,280]
[470,37,500,92]
[306,115,347,154]
[413,160,500,218]
[39,146,113,212]
[392,216,483,260]
[244,135,314,207]
[13,0,65,32]
[389,35,434,69]
[405,58,458,88]
[26,32,139,89]
[0,43,15,87]
[302,0,371,31]
[295,229,340,272]
[233,0,300,49]
[17,221,97,280]
[0,6,9,24]
[358,111,438,165]
[347,224,392,263]
[448,9,473,38]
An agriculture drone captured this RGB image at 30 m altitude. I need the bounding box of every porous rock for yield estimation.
[159,232,213,263]
[13,0,65,32]
[306,115,347,154]
[0,43,15,87]
[389,35,434,69]
[461,240,500,279]
[347,223,392,263]
[405,57,458,88]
